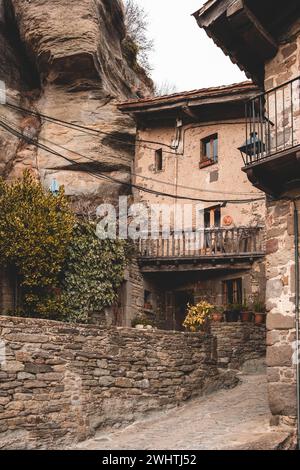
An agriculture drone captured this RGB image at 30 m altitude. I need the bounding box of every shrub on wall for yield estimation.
[0,171,74,316]
[60,222,129,323]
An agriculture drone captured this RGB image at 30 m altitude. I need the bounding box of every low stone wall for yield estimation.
[212,323,266,369]
[0,316,231,450]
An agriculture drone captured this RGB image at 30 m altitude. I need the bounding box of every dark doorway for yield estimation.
[174,291,194,331]
[204,205,221,228]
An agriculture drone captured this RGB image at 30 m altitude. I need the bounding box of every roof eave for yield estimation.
[118,86,259,116]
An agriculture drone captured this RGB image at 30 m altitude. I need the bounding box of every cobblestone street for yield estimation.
[76,373,292,451]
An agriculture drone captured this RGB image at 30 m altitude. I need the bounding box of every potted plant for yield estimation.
[253,299,266,325]
[225,303,240,322]
[240,300,253,322]
[212,305,224,322]
[183,300,214,332]
[131,315,155,330]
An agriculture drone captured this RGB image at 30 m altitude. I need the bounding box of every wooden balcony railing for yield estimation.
[138,227,264,259]
[243,76,300,166]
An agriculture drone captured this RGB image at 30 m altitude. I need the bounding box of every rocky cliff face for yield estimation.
[0,0,152,204]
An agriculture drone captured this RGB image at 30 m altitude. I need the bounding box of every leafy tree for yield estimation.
[0,171,74,317]
[124,0,154,73]
[60,222,129,323]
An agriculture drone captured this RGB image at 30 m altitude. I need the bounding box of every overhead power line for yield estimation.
[4,100,178,155]
[0,116,265,205]
[1,104,261,197]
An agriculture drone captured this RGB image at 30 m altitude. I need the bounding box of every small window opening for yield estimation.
[155,148,163,171]
[201,134,218,165]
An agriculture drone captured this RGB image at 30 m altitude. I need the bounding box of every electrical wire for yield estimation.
[0,108,262,197]
[0,116,265,204]
[4,99,178,155]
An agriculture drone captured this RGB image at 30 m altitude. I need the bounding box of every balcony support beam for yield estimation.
[139,256,262,273]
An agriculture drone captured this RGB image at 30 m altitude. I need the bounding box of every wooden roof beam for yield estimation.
[181,106,199,121]
[226,0,278,60]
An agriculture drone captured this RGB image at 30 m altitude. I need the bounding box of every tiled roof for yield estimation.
[192,0,218,18]
[118,81,258,112]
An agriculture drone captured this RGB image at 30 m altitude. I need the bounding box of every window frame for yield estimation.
[204,205,221,228]
[200,133,218,168]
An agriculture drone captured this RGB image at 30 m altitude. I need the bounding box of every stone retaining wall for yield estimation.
[0,316,228,450]
[211,323,266,369]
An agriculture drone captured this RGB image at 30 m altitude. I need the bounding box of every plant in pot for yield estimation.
[212,305,224,322]
[253,299,266,325]
[183,300,214,332]
[225,303,241,322]
[240,300,253,322]
[131,315,155,330]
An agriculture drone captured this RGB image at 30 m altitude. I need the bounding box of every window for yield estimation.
[155,148,163,171]
[200,134,218,167]
[222,279,242,305]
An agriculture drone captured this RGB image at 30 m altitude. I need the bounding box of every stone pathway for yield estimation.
[75,373,292,450]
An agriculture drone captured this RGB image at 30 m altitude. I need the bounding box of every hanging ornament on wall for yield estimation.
[223,215,233,226]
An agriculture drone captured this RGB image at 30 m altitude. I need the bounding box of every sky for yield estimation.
[135,0,246,92]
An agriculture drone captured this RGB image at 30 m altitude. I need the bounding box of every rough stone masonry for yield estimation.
[0,316,241,450]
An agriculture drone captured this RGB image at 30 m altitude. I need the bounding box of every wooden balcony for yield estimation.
[137,227,264,272]
[241,76,300,197]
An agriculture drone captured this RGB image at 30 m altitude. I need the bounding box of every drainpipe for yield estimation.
[293,200,300,450]
[173,118,182,231]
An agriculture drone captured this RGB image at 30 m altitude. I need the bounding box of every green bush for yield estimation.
[0,171,74,317]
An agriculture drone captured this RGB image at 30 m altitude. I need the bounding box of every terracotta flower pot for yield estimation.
[212,312,223,322]
[241,311,252,322]
[254,313,265,325]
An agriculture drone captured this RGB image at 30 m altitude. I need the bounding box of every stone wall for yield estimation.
[265,19,300,90]
[211,323,266,370]
[265,20,300,420]
[0,315,230,450]
[264,199,297,419]
[264,21,300,421]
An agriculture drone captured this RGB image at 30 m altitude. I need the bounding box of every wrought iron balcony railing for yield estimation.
[138,226,264,260]
[242,76,300,166]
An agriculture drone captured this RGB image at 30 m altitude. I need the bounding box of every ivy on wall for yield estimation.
[60,222,129,323]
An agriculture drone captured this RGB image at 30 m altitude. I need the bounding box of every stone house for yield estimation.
[119,82,266,330]
[193,0,300,430]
